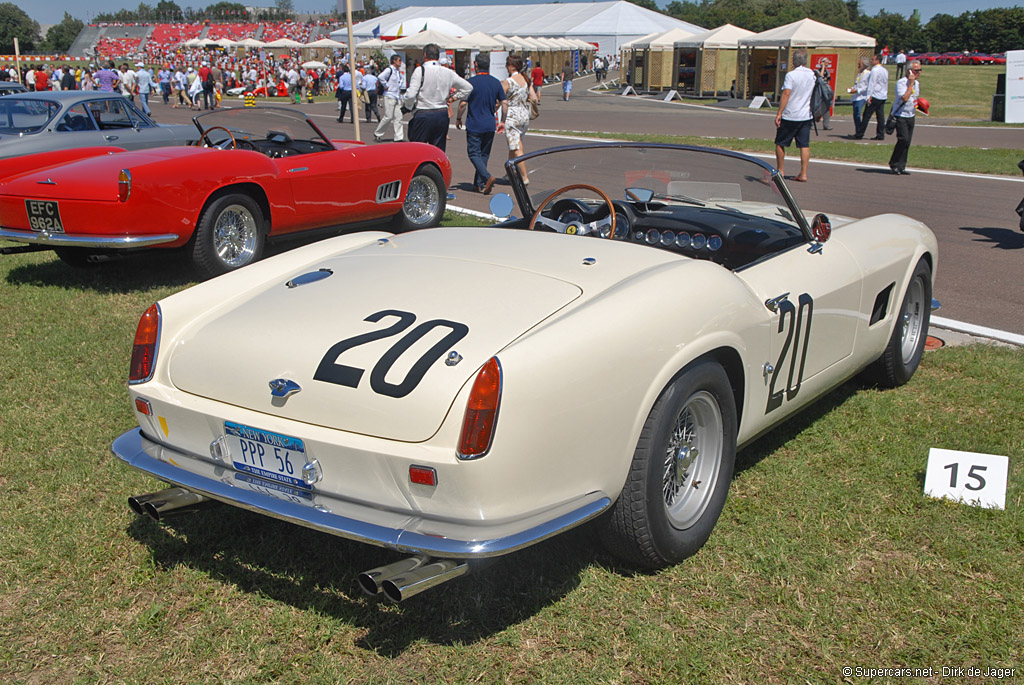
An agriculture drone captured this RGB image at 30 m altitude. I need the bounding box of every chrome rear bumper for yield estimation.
[111,429,610,559]
[0,227,179,248]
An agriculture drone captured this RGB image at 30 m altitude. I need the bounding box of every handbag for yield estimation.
[529,87,541,120]
[885,97,908,135]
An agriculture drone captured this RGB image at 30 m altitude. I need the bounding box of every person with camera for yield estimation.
[404,43,473,152]
[889,60,921,175]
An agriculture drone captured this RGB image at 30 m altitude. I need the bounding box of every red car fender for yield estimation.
[0,146,125,183]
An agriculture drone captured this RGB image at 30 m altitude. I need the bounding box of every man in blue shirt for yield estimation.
[456,55,508,194]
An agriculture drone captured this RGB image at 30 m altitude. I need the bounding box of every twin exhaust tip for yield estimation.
[358,555,469,603]
[128,487,213,522]
[129,488,469,602]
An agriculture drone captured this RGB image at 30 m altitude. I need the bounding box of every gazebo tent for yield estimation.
[674,24,755,96]
[737,18,874,101]
[620,32,660,88]
[462,32,505,51]
[630,27,697,91]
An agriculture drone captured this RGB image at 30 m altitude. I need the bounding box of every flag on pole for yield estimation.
[396,24,404,37]
[372,24,380,38]
[421,23,428,32]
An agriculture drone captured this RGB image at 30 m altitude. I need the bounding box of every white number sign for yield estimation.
[924,448,1009,510]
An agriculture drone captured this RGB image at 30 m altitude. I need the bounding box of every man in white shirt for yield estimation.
[889,60,921,175]
[895,50,907,79]
[404,43,473,152]
[374,54,405,142]
[773,50,815,183]
[855,54,888,140]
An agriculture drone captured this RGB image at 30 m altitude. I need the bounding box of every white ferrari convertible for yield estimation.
[112,143,938,602]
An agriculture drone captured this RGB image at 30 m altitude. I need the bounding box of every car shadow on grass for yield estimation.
[126,504,595,654]
[4,249,199,293]
[959,225,1024,250]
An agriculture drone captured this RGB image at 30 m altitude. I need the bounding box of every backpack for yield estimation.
[810,74,834,120]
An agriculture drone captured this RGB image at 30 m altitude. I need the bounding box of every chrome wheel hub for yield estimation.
[403,175,440,226]
[900,278,925,364]
[214,204,258,267]
[663,390,723,530]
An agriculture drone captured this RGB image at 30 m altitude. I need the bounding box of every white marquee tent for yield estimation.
[331,1,704,55]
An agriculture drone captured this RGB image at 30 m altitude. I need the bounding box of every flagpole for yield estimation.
[346,0,360,141]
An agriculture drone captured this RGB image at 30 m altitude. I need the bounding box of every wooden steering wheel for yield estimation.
[200,125,237,149]
[527,183,616,239]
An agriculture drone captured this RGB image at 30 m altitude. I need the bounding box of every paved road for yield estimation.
[149,80,1024,335]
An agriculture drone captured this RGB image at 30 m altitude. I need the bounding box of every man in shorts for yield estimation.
[773,50,815,182]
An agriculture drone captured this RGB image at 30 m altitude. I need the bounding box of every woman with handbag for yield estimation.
[502,54,540,185]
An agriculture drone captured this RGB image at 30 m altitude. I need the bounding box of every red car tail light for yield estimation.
[129,304,160,384]
[458,357,502,459]
[117,169,132,203]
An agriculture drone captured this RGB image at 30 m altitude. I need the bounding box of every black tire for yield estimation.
[600,361,737,569]
[393,165,445,232]
[865,258,931,388]
[53,247,99,268]
[191,193,265,279]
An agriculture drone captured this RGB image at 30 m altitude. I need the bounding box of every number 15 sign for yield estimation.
[924,448,1010,510]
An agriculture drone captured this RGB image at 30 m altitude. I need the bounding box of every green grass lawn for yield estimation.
[1,245,1021,681]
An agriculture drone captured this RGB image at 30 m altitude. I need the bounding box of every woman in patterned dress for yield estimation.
[502,54,538,185]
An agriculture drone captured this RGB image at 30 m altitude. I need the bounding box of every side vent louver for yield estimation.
[377,180,402,203]
[870,283,896,326]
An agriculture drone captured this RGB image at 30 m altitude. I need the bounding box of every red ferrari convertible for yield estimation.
[0,107,451,276]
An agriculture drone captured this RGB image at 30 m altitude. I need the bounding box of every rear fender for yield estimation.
[0,146,125,183]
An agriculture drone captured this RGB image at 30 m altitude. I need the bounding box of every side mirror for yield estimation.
[810,213,831,243]
[624,187,654,203]
[489,193,515,220]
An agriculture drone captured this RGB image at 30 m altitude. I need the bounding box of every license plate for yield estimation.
[234,472,314,506]
[25,199,65,233]
[224,421,310,490]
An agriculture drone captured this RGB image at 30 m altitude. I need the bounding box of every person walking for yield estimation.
[895,50,907,79]
[335,65,353,123]
[456,54,508,194]
[531,62,545,100]
[198,61,213,110]
[815,60,833,130]
[361,68,381,123]
[503,54,539,184]
[855,54,888,140]
[889,60,922,175]
[374,54,405,142]
[847,57,871,136]
[136,64,153,116]
[773,50,815,182]
[560,61,573,101]
[94,61,119,93]
[404,43,472,152]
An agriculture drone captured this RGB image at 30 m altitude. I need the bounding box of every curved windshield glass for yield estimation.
[0,98,60,135]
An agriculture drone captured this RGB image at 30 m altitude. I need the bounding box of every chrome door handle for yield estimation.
[287,167,309,173]
[764,293,790,313]
[105,135,119,141]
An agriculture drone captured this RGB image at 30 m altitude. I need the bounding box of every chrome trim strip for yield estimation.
[0,228,179,248]
[111,429,611,559]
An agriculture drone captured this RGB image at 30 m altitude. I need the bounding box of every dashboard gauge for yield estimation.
[660,230,676,247]
[691,233,707,250]
[557,209,584,225]
[614,212,630,238]
[645,229,661,245]
[707,235,723,251]
[676,232,691,248]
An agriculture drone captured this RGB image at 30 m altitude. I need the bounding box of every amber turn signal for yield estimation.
[458,357,502,459]
[129,304,160,383]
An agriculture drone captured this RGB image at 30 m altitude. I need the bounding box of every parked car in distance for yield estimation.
[0,106,452,276]
[0,91,197,160]
[0,82,28,96]
[112,142,938,602]
[990,53,1007,65]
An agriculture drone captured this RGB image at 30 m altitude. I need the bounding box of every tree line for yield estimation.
[3,0,1023,56]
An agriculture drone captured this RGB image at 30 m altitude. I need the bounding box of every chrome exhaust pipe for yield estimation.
[130,487,212,522]
[381,558,469,603]
[357,555,429,596]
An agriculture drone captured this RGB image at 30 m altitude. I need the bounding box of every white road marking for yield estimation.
[932,316,1024,346]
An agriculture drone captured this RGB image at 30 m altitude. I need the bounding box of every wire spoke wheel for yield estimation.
[900,277,925,365]
[403,174,441,227]
[213,204,258,268]
[662,390,723,530]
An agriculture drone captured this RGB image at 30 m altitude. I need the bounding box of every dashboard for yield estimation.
[541,198,807,270]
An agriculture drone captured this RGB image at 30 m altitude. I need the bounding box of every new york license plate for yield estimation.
[25,199,65,232]
[224,421,310,490]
